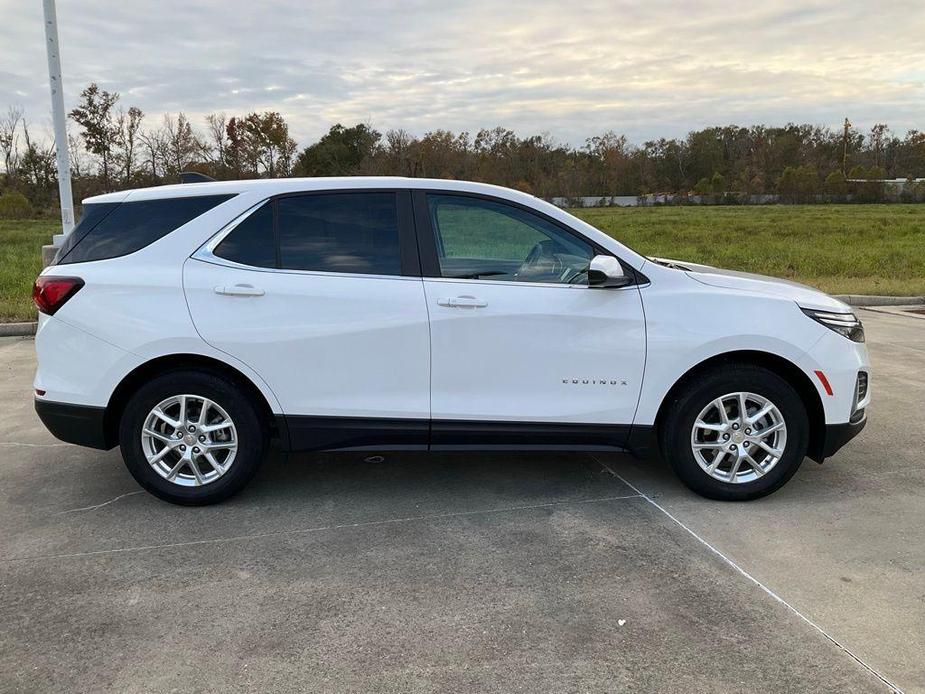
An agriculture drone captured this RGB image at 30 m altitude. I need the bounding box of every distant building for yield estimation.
[845,177,925,186]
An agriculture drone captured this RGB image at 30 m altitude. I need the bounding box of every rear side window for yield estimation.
[58,194,235,265]
[52,202,119,263]
[214,203,276,268]
[278,193,400,275]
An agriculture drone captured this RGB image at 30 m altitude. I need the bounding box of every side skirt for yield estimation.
[279,415,651,455]
[281,415,429,452]
[430,419,632,451]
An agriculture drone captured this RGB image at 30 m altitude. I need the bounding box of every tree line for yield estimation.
[2,82,925,214]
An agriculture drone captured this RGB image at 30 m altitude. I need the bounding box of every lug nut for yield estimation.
[199,435,206,442]
[193,447,200,454]
[179,445,187,451]
[744,442,750,448]
[729,444,737,451]
[188,425,196,433]
[722,433,730,440]
[745,428,752,435]
[732,423,740,430]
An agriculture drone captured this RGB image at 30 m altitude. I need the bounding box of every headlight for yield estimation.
[802,308,865,342]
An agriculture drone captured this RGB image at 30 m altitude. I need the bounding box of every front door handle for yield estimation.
[437,295,487,308]
[214,284,265,297]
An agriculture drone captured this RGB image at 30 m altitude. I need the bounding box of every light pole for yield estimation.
[42,0,75,245]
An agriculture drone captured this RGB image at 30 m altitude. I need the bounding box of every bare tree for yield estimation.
[115,106,144,184]
[18,120,56,191]
[163,113,200,177]
[138,125,167,182]
[0,106,24,177]
[204,112,228,171]
[68,131,88,179]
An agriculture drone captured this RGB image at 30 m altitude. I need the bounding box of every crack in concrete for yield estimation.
[57,491,145,514]
[6,493,643,562]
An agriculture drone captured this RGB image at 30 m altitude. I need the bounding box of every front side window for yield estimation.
[278,193,401,275]
[427,194,593,284]
[58,195,235,264]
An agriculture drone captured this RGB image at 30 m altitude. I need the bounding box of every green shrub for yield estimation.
[0,191,33,219]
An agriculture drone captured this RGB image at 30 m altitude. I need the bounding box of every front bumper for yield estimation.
[810,413,867,462]
[35,398,114,450]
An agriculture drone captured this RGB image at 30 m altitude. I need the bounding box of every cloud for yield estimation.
[2,0,923,146]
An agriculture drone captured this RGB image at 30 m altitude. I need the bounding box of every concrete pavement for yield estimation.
[0,309,921,692]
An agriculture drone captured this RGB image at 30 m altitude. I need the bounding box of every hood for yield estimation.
[648,257,851,313]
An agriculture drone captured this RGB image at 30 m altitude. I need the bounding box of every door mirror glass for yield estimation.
[588,255,632,288]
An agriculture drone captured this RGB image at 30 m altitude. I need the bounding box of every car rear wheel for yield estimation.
[119,370,267,505]
[660,364,809,501]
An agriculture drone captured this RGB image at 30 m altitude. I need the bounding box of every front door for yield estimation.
[184,190,431,450]
[416,192,646,449]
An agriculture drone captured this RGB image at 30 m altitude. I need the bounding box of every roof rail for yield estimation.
[179,171,216,184]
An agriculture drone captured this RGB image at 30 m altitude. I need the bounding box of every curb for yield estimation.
[0,322,37,337]
[835,295,925,307]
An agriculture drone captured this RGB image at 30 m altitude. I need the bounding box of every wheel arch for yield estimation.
[103,353,283,449]
[653,349,825,460]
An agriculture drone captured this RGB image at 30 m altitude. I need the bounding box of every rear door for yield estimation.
[414,191,646,449]
[184,190,431,450]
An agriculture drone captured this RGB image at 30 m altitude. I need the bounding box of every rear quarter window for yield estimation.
[57,194,235,264]
[213,202,276,268]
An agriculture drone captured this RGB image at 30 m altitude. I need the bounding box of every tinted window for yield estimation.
[277,193,400,275]
[53,202,119,264]
[58,194,235,264]
[427,194,593,284]
[214,203,276,268]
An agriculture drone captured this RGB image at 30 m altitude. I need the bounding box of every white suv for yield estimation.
[32,178,870,505]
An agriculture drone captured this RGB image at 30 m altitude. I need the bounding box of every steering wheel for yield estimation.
[515,240,565,282]
[564,266,589,285]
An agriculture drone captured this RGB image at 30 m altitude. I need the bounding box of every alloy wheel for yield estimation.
[690,391,787,484]
[140,394,238,487]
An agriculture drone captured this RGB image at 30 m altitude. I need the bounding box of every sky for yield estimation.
[2,0,924,147]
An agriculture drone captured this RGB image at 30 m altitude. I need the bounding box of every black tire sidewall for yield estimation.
[662,365,809,501]
[119,370,266,505]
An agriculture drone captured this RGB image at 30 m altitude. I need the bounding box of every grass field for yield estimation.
[572,204,925,297]
[0,219,53,322]
[1,204,923,321]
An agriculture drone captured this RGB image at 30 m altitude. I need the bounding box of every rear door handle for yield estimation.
[214,284,265,297]
[437,296,487,308]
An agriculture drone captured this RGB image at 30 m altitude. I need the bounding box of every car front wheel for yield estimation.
[660,364,809,501]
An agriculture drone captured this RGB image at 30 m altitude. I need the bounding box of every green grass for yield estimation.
[0,219,55,322]
[572,204,925,297]
[0,205,923,322]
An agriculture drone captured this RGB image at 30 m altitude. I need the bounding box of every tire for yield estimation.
[119,369,268,505]
[659,364,809,501]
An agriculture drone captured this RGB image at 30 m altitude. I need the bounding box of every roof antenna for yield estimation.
[179,171,216,184]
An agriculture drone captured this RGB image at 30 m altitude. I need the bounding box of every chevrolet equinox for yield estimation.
[33,178,869,505]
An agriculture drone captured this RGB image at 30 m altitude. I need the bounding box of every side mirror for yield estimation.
[588,255,632,288]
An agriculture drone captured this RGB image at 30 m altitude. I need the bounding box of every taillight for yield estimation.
[32,276,84,315]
